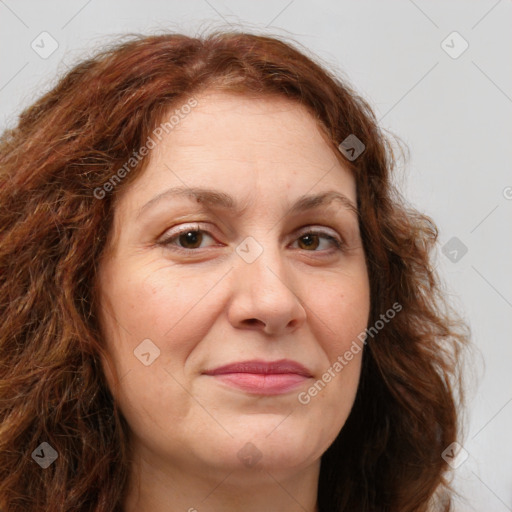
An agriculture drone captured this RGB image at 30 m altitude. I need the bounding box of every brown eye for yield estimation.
[177,230,204,249]
[297,233,320,250]
[293,230,342,252]
[159,225,218,252]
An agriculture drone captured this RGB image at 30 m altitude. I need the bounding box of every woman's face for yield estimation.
[97,92,370,480]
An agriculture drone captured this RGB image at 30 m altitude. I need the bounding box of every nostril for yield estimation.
[244,318,264,327]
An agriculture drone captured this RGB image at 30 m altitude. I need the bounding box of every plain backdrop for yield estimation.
[1,1,511,510]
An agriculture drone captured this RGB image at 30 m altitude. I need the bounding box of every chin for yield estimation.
[208,424,322,473]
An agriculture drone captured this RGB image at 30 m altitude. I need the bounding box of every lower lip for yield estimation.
[207,373,309,395]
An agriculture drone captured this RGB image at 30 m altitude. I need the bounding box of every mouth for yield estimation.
[202,359,313,395]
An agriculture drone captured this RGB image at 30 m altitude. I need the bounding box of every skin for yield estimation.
[96,91,370,512]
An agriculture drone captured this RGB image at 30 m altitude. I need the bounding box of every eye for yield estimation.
[291,229,343,252]
[158,224,218,251]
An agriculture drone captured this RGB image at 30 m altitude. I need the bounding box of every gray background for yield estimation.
[1,1,511,510]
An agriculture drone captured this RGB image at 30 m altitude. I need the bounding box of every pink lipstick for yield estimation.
[203,359,312,395]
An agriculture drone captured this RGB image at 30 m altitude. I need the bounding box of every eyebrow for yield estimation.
[137,186,359,219]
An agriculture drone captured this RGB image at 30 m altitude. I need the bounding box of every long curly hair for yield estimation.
[0,32,469,511]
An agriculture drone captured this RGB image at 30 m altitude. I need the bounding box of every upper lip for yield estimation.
[203,359,313,377]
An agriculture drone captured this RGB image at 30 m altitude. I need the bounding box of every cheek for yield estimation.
[97,265,216,442]
[99,263,220,366]
[299,271,368,421]
[308,271,370,354]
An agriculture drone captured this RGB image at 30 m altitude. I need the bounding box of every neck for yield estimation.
[123,445,320,512]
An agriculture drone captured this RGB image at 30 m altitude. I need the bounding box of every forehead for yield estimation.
[116,91,355,213]
[158,91,335,165]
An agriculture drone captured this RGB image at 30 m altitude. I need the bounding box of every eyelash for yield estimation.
[158,223,344,255]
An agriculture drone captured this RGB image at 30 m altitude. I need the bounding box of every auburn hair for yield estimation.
[0,32,468,511]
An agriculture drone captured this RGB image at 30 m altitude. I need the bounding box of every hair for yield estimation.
[0,31,469,511]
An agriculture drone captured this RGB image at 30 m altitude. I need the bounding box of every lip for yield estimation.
[203,359,313,395]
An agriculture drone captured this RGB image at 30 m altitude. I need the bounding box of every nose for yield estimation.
[226,241,307,336]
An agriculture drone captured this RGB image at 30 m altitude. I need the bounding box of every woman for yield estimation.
[0,32,469,511]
